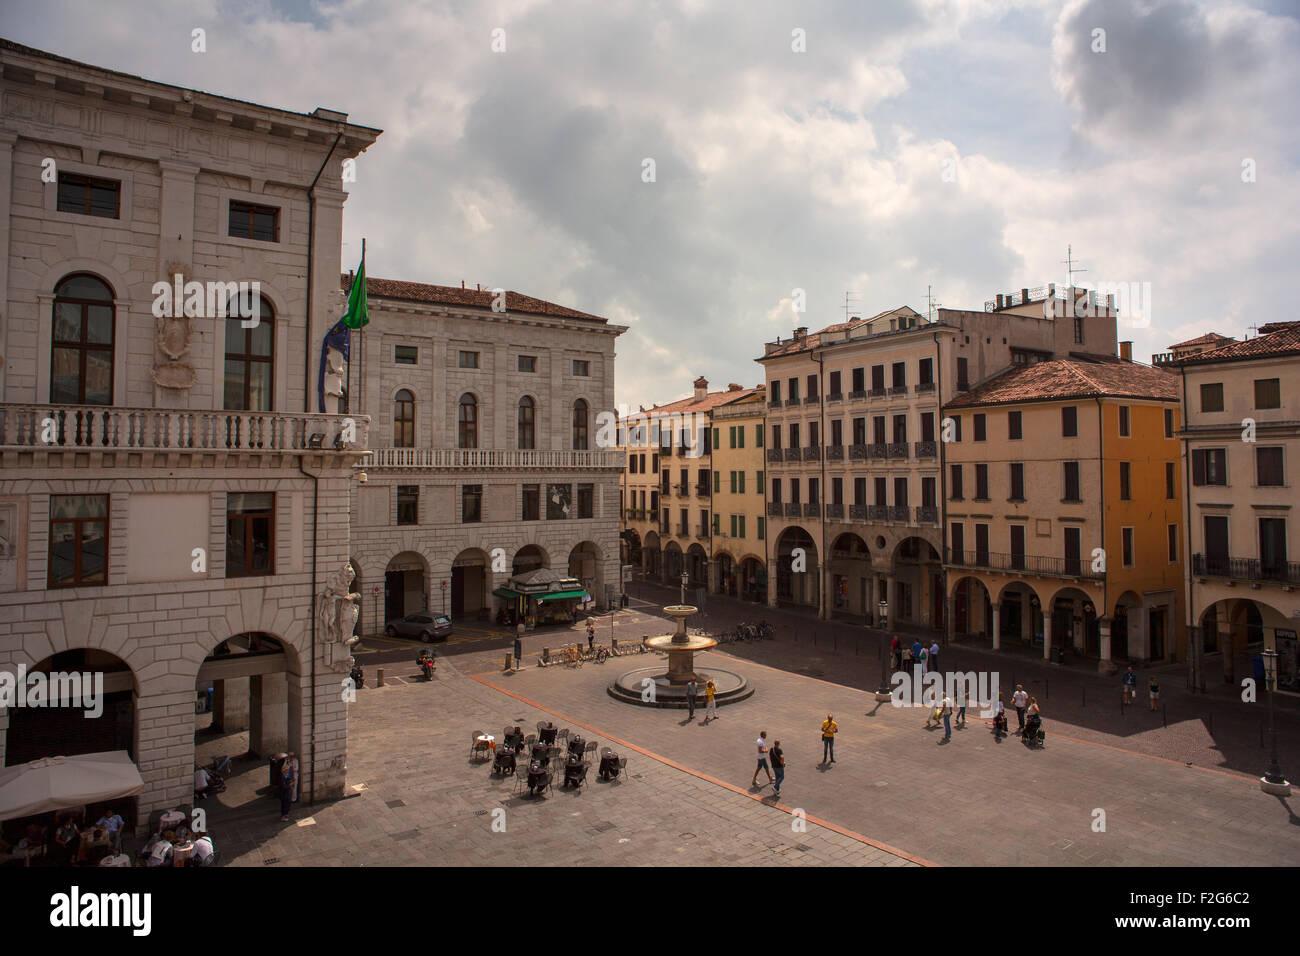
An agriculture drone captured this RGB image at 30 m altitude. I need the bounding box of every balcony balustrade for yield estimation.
[364,445,623,469]
[849,444,868,460]
[849,505,868,520]
[767,448,784,462]
[826,445,844,461]
[784,448,802,462]
[867,442,887,459]
[887,442,909,459]
[802,446,820,460]
[784,503,802,517]
[914,440,937,458]
[868,505,888,521]
[945,548,1103,580]
[825,503,844,519]
[1192,554,1300,584]
[887,505,910,522]
[803,503,821,518]
[767,502,784,517]
[915,505,939,524]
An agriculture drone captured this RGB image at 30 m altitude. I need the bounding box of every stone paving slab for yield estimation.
[221,653,915,867]
[464,646,1300,867]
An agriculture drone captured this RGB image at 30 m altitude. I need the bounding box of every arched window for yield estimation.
[517,396,535,450]
[224,293,275,411]
[572,399,589,450]
[394,389,415,447]
[51,273,114,405]
[458,393,478,449]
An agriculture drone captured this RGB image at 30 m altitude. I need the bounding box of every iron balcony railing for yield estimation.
[365,446,623,469]
[945,548,1103,580]
[804,396,819,405]
[825,503,845,519]
[868,388,885,398]
[4,403,369,455]
[1192,554,1300,584]
[784,503,802,517]
[827,392,844,402]
[889,385,908,396]
[914,381,936,394]
[849,505,867,520]
[784,448,802,461]
[826,445,844,461]
[914,440,937,458]
[785,398,801,407]
[887,505,910,522]
[767,448,784,462]
[868,442,887,458]
[915,505,939,524]
[803,503,821,517]
[767,502,784,517]
[849,389,867,400]
[868,505,888,520]
[802,446,820,460]
[694,484,710,497]
[887,442,909,459]
[768,398,782,407]
[850,444,868,460]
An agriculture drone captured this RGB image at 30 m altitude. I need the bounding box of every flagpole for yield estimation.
[359,238,365,416]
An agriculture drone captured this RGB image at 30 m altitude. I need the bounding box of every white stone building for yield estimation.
[0,38,379,824]
[348,277,626,632]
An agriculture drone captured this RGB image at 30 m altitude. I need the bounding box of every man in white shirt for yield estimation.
[751,731,773,789]
[929,641,940,674]
[940,694,954,740]
[148,838,173,867]
[1012,685,1029,733]
[194,766,211,798]
[191,833,215,866]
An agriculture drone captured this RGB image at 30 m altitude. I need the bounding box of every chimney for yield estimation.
[693,376,709,401]
[996,294,1004,309]
[1119,341,1132,362]
[461,280,465,288]
[848,316,861,324]
[727,383,742,391]
[1021,288,1029,303]
[476,283,481,291]
[793,327,808,341]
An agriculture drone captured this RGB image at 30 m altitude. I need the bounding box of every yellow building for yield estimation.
[943,356,1184,668]
[710,389,768,602]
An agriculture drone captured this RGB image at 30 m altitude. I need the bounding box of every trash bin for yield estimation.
[270,753,288,790]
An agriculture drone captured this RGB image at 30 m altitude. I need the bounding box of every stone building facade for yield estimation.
[347,277,626,631]
[0,39,379,823]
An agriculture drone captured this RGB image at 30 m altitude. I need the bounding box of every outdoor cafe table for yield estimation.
[172,841,194,867]
[563,756,584,787]
[538,723,557,745]
[531,742,552,766]
[567,736,585,758]
[598,750,620,780]
[476,734,496,751]
[526,762,547,795]
[159,810,186,831]
[493,746,517,775]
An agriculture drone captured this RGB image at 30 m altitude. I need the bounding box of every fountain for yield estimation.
[607,604,752,708]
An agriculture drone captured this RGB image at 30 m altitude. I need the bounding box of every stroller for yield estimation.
[1022,713,1044,748]
[991,708,1008,738]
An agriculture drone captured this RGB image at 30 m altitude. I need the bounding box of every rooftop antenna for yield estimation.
[1062,244,1088,289]
[844,290,862,322]
[922,284,941,322]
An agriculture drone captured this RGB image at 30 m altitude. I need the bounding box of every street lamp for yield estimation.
[878,598,888,630]
[1260,648,1292,795]
[680,570,688,607]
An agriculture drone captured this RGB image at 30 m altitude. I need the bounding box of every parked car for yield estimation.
[385,612,452,642]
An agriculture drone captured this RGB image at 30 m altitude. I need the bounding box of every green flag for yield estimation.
[342,251,368,329]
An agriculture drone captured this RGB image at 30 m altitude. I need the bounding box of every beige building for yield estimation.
[1171,322,1300,694]
[0,39,379,822]
[943,357,1184,667]
[348,276,626,629]
[757,286,1119,627]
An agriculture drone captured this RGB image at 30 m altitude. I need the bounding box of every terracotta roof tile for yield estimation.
[760,307,922,358]
[345,274,607,322]
[620,386,764,421]
[945,359,1178,408]
[1172,322,1300,366]
[1169,331,1234,349]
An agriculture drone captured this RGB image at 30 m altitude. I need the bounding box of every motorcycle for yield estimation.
[349,662,364,689]
[416,651,436,681]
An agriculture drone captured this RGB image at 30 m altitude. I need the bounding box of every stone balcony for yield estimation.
[363,446,625,470]
[0,403,368,464]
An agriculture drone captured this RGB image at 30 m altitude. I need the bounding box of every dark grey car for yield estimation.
[385,612,452,642]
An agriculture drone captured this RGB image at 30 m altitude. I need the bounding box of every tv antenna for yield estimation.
[922,284,941,322]
[843,291,862,322]
[1062,244,1088,289]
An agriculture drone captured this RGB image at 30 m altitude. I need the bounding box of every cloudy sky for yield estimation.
[4,0,1297,408]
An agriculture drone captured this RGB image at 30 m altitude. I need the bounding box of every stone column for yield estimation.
[818,562,831,621]
[249,673,289,757]
[213,676,249,733]
[990,603,1001,651]
[886,575,897,629]
[1098,618,1115,673]
[1042,616,1053,662]
[766,564,778,608]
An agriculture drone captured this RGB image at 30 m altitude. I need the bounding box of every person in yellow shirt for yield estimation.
[704,679,718,722]
[820,714,838,764]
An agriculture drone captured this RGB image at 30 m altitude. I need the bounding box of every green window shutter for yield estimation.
[739,515,746,538]
[730,514,737,537]
[713,427,720,449]
[730,471,737,493]
[755,424,764,447]
[757,517,765,540]
[713,471,721,493]
[738,472,746,493]
[712,513,720,534]
[757,470,765,493]
[738,427,745,448]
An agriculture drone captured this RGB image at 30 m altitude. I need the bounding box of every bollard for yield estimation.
[377,667,385,687]
[543,646,550,664]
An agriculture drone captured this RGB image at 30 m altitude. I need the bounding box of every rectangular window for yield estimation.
[1010,524,1026,568]
[1073,316,1083,344]
[518,355,537,372]
[757,517,765,541]
[852,368,866,392]
[807,373,818,399]
[891,415,906,444]
[831,419,843,446]
[226,492,274,578]
[975,524,990,564]
[920,413,934,443]
[809,477,820,506]
[809,420,820,447]
[789,423,800,448]
[1120,461,1131,500]
[1166,461,1176,499]
[573,360,591,376]
[1009,463,1025,500]
[1204,515,1229,563]
[891,362,906,388]
[853,417,866,445]
[728,426,736,449]
[462,485,483,523]
[228,200,280,242]
[57,173,121,219]
[873,416,886,444]
[737,471,746,494]
[730,471,737,494]
[788,378,799,401]
[956,357,969,389]
[830,371,842,395]
[871,365,885,391]
[1003,411,1024,442]
[1261,517,1288,576]
[1257,447,1284,486]
[755,424,764,447]
[1191,448,1227,486]
[1062,406,1078,437]
[547,484,572,520]
[1122,527,1134,567]
[874,476,887,506]
[522,484,540,521]
[397,485,419,526]
[1119,406,1130,437]
[1064,527,1082,575]
[1255,378,1281,409]
[950,415,962,442]
[832,477,843,505]
[578,483,594,519]
[975,463,989,500]
[950,464,964,500]
[757,471,765,494]
[1168,524,1178,563]
[1064,461,1081,501]
[1164,408,1174,438]
[893,477,908,507]
[772,478,782,504]
[918,358,933,385]
[458,350,480,369]
[921,476,936,507]
[770,380,781,403]
[730,514,738,538]
[48,494,109,587]
[1200,383,1224,413]
[950,523,964,557]
[973,414,986,442]
[737,426,745,448]
[738,515,746,539]
[395,345,418,365]
[854,477,867,506]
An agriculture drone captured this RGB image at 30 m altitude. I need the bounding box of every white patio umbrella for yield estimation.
[0,750,144,822]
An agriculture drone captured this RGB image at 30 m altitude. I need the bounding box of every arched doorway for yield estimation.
[512,544,547,576]
[385,551,428,624]
[663,541,683,582]
[1113,591,1141,661]
[621,528,642,568]
[568,541,603,607]
[893,535,944,628]
[716,552,736,596]
[199,632,298,760]
[776,526,818,608]
[5,649,137,767]
[451,548,488,618]
[739,555,766,603]
[686,543,708,590]
[829,533,870,619]
[950,576,992,639]
[995,581,1043,647]
[643,531,661,579]
[1049,587,1098,659]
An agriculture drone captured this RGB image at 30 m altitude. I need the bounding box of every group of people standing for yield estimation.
[891,635,942,674]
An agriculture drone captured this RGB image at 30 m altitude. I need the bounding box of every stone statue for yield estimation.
[317,562,360,644]
[323,345,345,413]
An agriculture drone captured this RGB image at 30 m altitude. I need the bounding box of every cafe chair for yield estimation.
[617,757,628,780]
[584,740,598,760]
[502,725,513,741]
[524,733,537,749]
[556,728,569,747]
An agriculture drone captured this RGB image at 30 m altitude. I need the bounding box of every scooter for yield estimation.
[416,651,436,681]
[349,662,365,689]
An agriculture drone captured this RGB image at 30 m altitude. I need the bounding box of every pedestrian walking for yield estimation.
[1122,665,1137,704]
[940,694,953,740]
[820,714,838,764]
[1012,684,1028,733]
[911,640,923,667]
[890,635,901,672]
[929,640,940,674]
[277,758,295,822]
[901,644,914,670]
[917,644,929,676]
[955,682,967,728]
[1148,676,1160,711]
[704,679,718,722]
[586,617,595,651]
[686,678,698,719]
[514,620,525,667]
[752,731,773,788]
[771,739,785,796]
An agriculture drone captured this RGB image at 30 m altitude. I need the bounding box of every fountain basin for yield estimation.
[607,665,752,708]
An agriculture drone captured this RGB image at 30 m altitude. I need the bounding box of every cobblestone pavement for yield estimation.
[213,653,917,868]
